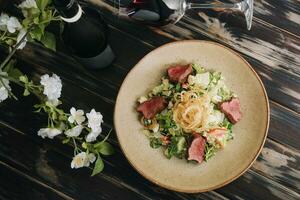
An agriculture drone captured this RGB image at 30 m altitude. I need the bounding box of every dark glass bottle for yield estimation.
[53,0,115,69]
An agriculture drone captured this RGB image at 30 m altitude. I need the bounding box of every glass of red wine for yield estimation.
[118,0,253,30]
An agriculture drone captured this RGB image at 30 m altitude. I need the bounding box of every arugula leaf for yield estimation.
[156,110,177,134]
[175,83,182,92]
[164,136,187,159]
[204,143,218,161]
[149,137,162,148]
[91,156,104,176]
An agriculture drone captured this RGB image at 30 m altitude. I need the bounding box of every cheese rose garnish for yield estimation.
[173,92,209,132]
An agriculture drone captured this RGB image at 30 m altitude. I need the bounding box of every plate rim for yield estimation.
[114,40,270,193]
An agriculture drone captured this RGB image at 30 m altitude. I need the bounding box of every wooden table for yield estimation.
[1,0,300,199]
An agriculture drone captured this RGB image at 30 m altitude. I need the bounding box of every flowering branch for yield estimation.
[0,0,114,176]
[0,0,58,51]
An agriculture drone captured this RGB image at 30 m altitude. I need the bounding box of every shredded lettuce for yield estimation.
[152,84,164,95]
[218,86,233,101]
[191,63,206,74]
[222,118,234,141]
[207,72,222,90]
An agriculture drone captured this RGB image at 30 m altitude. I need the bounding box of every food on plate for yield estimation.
[136,63,242,163]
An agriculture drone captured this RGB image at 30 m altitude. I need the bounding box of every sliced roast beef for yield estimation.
[167,64,193,83]
[208,128,227,140]
[137,96,167,119]
[219,98,242,124]
[188,136,206,163]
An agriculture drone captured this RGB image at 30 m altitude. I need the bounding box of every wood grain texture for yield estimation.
[0,161,72,200]
[253,0,300,36]
[0,0,299,199]
[0,46,299,198]
[0,121,227,200]
[92,0,300,113]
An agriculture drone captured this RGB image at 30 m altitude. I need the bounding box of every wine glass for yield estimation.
[118,0,253,30]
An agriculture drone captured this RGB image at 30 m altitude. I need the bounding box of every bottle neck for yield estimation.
[54,0,82,22]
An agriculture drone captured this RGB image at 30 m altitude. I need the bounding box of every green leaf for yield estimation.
[41,10,52,22]
[91,156,104,176]
[23,89,30,96]
[96,142,114,156]
[36,0,50,11]
[22,18,31,28]
[149,137,162,149]
[82,142,88,149]
[51,111,57,120]
[191,63,206,74]
[33,16,40,24]
[3,60,15,73]
[62,138,70,144]
[30,27,43,41]
[19,75,28,83]
[40,32,56,51]
[9,68,24,80]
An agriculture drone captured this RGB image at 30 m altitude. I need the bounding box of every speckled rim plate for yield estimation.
[114,40,270,193]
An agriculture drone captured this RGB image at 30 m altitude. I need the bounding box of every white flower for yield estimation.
[86,109,103,132]
[18,0,37,9]
[40,74,62,101]
[16,28,27,49]
[65,125,83,137]
[6,16,22,33]
[71,152,96,169]
[38,128,62,139]
[18,0,38,17]
[0,72,11,103]
[86,127,102,142]
[0,87,9,102]
[68,107,85,125]
[0,13,9,31]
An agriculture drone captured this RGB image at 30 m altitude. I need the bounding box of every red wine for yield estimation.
[54,0,115,69]
[123,0,182,26]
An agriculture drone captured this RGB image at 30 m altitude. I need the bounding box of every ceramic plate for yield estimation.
[114,40,269,193]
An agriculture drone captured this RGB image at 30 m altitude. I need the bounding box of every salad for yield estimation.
[136,63,242,163]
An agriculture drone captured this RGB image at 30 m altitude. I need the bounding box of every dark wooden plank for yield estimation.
[216,170,300,200]
[0,55,299,198]
[269,102,300,150]
[251,139,300,193]
[1,101,299,200]
[0,125,158,200]
[0,119,227,200]
[0,0,299,198]
[90,0,300,113]
[0,161,71,200]
[253,0,300,36]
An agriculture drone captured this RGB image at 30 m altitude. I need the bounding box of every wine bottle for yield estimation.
[53,0,115,69]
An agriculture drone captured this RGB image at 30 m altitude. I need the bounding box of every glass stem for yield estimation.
[186,2,239,10]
